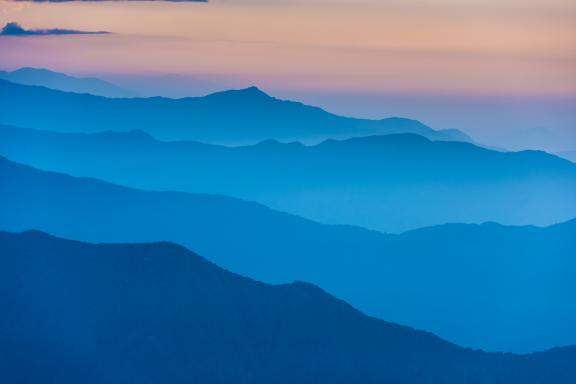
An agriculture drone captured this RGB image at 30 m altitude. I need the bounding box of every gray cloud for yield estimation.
[1,22,110,36]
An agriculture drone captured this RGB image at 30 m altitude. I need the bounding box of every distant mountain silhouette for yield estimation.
[0,68,130,98]
[1,124,575,232]
[2,230,575,383]
[1,155,575,352]
[0,78,470,144]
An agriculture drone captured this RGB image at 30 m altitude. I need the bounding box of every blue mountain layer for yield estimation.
[1,124,574,232]
[2,230,575,383]
[0,78,470,144]
[1,155,575,352]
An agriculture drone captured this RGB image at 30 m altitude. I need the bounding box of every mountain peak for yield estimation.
[10,67,71,80]
[206,86,272,101]
[239,86,268,96]
[13,67,54,74]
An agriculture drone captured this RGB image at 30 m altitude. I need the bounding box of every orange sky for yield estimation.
[0,0,575,95]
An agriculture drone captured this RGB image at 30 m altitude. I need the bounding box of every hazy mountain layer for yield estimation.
[1,124,574,232]
[0,78,469,144]
[0,68,130,98]
[1,155,575,352]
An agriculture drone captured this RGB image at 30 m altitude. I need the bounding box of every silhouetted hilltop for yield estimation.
[1,229,575,383]
[0,78,470,144]
[206,85,273,101]
[1,155,575,352]
[1,124,574,232]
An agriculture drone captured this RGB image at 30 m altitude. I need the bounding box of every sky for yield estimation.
[0,0,575,150]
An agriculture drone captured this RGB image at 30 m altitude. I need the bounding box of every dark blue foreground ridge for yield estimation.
[1,229,575,384]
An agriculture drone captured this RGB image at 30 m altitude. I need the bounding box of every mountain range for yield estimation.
[1,124,574,232]
[0,67,227,98]
[2,230,575,383]
[0,67,130,98]
[0,77,471,144]
[2,155,575,353]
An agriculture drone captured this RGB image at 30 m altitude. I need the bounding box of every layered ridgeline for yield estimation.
[2,156,575,353]
[1,125,575,232]
[0,68,131,98]
[1,230,575,384]
[0,78,470,144]
[0,67,221,98]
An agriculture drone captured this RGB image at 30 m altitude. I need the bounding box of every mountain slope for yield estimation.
[1,230,575,383]
[1,155,575,352]
[0,78,469,144]
[557,150,576,163]
[0,67,130,98]
[1,124,575,232]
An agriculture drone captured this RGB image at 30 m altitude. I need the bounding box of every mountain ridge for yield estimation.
[0,67,130,98]
[1,124,574,233]
[0,77,471,144]
[2,229,575,383]
[1,155,575,352]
